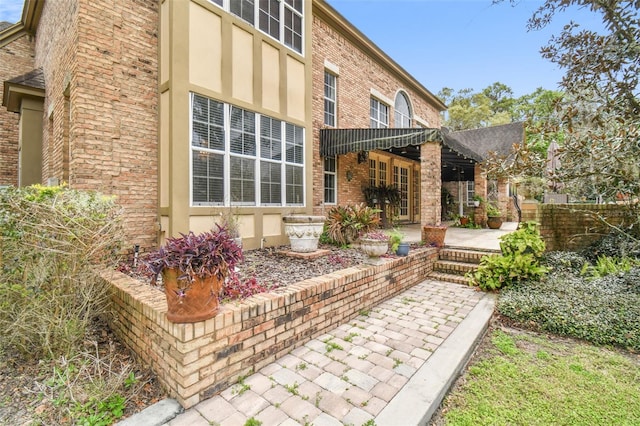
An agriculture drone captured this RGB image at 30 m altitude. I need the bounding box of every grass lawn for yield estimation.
[438,324,640,425]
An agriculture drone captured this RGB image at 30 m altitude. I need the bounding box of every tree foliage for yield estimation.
[491,0,640,205]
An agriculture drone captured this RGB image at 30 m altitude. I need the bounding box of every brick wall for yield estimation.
[521,203,632,251]
[311,14,442,214]
[0,30,36,186]
[531,204,632,252]
[105,246,439,408]
[34,0,159,248]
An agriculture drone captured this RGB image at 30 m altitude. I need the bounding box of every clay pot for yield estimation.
[163,268,222,323]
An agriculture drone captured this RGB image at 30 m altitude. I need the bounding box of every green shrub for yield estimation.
[497,267,640,351]
[468,221,548,291]
[0,185,123,360]
[325,204,381,246]
[580,230,640,261]
[580,255,639,279]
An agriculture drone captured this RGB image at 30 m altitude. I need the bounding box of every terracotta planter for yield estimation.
[359,239,389,257]
[162,268,222,323]
[422,226,447,248]
[459,216,470,226]
[283,215,325,253]
[487,216,503,230]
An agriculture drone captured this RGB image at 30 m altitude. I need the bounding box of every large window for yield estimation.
[214,0,304,54]
[370,98,389,128]
[394,92,412,128]
[191,93,304,206]
[324,71,336,127]
[324,156,336,204]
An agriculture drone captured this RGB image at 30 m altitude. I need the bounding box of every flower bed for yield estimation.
[103,246,438,408]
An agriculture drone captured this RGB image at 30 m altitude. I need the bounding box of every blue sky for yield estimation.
[328,0,604,97]
[0,0,603,97]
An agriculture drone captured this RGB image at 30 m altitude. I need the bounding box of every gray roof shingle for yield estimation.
[6,67,45,90]
[443,122,525,160]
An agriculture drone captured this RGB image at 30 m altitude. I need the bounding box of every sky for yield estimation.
[0,0,604,98]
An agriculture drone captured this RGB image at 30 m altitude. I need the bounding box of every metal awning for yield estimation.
[319,128,443,157]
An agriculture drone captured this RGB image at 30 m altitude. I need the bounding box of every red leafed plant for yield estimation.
[145,224,243,287]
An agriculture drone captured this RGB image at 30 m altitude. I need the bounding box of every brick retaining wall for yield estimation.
[521,203,632,251]
[104,247,438,408]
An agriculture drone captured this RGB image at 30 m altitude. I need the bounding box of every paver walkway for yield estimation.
[165,279,489,426]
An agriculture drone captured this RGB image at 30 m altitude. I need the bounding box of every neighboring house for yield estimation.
[0,0,521,251]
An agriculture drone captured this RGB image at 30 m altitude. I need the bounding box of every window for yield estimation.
[395,92,412,128]
[370,98,389,128]
[368,157,388,187]
[466,181,475,206]
[283,0,303,53]
[191,93,304,207]
[285,123,304,205]
[231,0,255,25]
[260,116,282,205]
[214,0,304,54]
[323,156,336,204]
[259,0,279,39]
[324,71,336,127]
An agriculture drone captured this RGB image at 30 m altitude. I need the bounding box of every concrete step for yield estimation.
[433,260,478,276]
[429,271,472,286]
[439,248,498,264]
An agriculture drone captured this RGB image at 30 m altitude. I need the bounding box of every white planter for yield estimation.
[359,239,389,257]
[282,215,325,253]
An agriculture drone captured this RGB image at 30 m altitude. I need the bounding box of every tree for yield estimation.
[493,0,640,236]
[438,84,513,130]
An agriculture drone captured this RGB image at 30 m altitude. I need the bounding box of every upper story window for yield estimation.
[213,0,304,54]
[324,71,337,127]
[370,98,389,128]
[394,92,412,128]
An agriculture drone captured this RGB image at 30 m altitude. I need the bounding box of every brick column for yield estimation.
[474,163,487,227]
[420,141,441,227]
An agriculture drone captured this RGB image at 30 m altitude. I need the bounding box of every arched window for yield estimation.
[394,92,412,128]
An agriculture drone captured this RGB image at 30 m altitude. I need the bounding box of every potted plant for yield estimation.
[145,225,243,323]
[472,195,484,207]
[389,228,410,256]
[422,223,447,247]
[486,203,503,229]
[282,214,326,253]
[358,230,389,257]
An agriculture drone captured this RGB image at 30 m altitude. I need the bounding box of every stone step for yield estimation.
[439,248,498,265]
[429,271,472,286]
[433,260,478,276]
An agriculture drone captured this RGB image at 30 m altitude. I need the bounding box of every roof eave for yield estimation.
[0,0,43,48]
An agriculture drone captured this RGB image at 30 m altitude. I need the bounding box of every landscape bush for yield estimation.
[325,204,381,246]
[0,185,123,359]
[468,221,548,291]
[498,254,640,351]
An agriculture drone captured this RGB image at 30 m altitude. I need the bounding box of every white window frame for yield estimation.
[324,70,337,127]
[190,93,305,207]
[466,181,475,206]
[323,155,337,205]
[370,98,389,129]
[211,0,304,55]
[394,91,412,128]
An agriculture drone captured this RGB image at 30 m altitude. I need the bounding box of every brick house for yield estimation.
[1,0,519,251]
